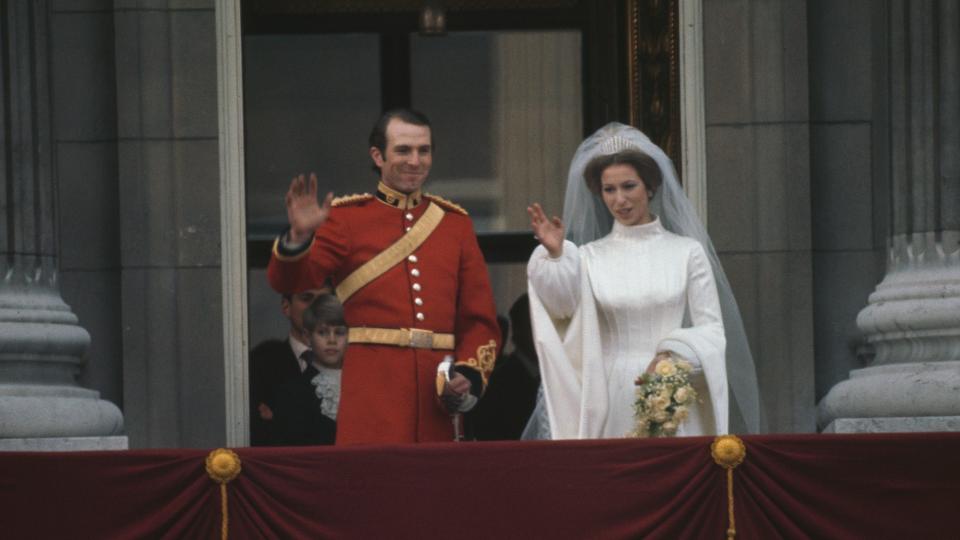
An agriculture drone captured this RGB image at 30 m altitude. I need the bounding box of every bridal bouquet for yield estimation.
[631,357,697,437]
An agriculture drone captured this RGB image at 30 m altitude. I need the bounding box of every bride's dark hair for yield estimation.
[583,150,663,197]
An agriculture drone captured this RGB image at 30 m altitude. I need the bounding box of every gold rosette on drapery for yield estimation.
[206,448,242,540]
[711,435,746,539]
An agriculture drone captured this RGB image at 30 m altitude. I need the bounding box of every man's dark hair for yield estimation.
[301,294,346,333]
[280,279,333,304]
[583,149,662,198]
[368,108,432,174]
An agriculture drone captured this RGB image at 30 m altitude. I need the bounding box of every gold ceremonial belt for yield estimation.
[348,327,455,350]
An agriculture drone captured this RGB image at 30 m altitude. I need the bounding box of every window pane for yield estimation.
[243,34,381,235]
[411,30,582,235]
[412,30,582,317]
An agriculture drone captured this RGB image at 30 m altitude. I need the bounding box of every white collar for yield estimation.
[610,215,664,240]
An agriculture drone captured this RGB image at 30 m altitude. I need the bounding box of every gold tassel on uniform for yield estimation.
[711,435,746,539]
[206,448,242,540]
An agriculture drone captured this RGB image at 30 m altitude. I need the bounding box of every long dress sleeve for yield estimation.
[527,240,581,319]
[657,242,729,434]
[527,240,605,439]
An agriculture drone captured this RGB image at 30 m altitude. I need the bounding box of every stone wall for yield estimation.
[52,0,123,411]
[702,0,815,432]
[807,0,889,402]
[53,0,224,448]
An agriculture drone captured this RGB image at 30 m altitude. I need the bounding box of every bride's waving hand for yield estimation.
[526,202,580,320]
[527,203,565,258]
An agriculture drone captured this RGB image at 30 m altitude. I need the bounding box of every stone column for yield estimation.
[0,0,124,449]
[818,1,960,433]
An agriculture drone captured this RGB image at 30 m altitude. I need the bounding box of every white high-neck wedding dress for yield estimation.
[527,217,728,439]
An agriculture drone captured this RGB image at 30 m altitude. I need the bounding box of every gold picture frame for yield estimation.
[627,0,681,175]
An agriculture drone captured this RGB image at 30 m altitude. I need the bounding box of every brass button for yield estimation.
[414,297,424,306]
[416,312,425,321]
[411,269,420,277]
[412,283,422,291]
[408,254,418,263]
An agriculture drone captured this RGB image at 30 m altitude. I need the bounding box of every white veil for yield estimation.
[543,122,763,435]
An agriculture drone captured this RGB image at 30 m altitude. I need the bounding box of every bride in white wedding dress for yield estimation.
[525,124,761,439]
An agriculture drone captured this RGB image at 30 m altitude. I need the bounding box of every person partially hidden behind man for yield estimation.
[267,108,501,444]
[270,293,346,446]
[468,294,541,440]
[249,288,325,446]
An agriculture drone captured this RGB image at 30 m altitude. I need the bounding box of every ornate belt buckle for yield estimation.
[409,328,434,349]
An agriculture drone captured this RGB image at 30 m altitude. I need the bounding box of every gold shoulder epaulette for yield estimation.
[425,193,468,215]
[332,193,373,207]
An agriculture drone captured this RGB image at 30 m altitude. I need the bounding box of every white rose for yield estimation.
[674,406,689,422]
[652,396,670,411]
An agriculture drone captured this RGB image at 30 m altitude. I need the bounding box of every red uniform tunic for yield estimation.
[267,183,500,444]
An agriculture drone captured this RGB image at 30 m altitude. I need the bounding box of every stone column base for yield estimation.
[0,436,129,451]
[822,416,960,434]
[817,361,960,429]
[0,384,124,438]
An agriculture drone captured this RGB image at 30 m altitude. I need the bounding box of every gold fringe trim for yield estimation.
[711,435,745,540]
[332,193,373,207]
[206,448,242,540]
[425,193,468,215]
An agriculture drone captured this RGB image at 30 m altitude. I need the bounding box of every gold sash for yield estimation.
[335,201,445,302]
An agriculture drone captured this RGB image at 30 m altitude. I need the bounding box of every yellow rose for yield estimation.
[655,359,676,376]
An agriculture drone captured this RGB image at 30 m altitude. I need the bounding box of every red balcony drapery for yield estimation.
[1,433,958,539]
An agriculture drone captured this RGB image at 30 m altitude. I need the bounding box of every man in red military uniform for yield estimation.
[268,108,500,444]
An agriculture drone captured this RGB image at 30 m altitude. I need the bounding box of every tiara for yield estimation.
[598,135,638,154]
